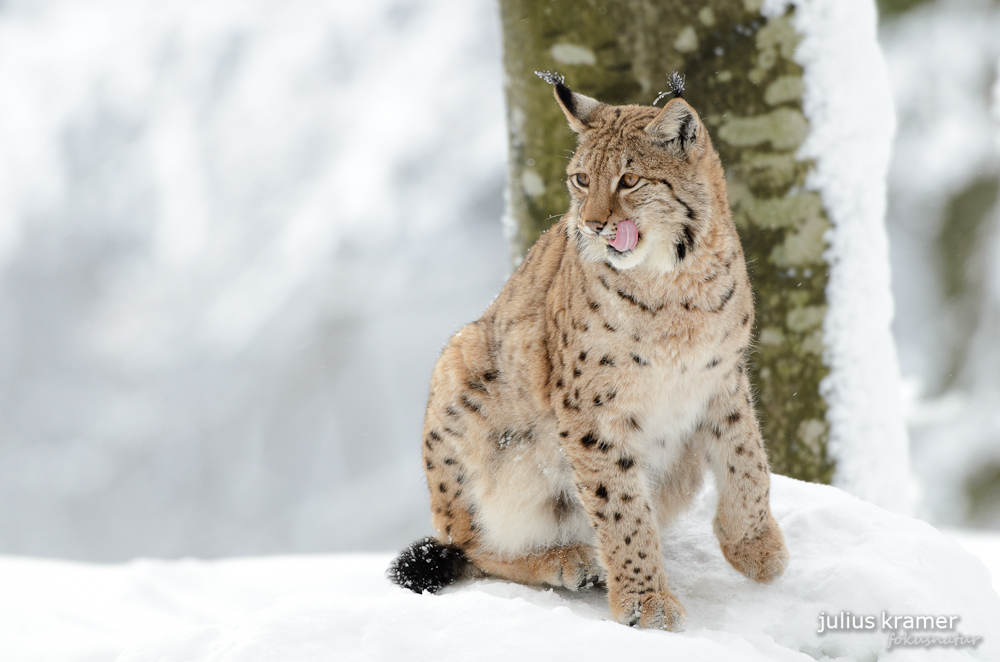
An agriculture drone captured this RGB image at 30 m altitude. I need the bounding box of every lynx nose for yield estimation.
[585,220,605,234]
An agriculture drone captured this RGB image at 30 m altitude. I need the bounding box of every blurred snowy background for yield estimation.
[0,0,998,562]
[0,0,508,560]
[881,0,1000,529]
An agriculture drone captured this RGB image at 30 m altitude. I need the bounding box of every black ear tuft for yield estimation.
[669,71,685,98]
[536,69,576,114]
[653,71,686,105]
[536,69,576,111]
[535,70,565,87]
[536,70,603,133]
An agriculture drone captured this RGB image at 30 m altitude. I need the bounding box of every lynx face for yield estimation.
[563,96,714,275]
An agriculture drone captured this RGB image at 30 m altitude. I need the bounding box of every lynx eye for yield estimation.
[619,173,640,189]
[574,173,590,188]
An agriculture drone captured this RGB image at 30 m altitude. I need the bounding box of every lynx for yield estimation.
[389,73,789,630]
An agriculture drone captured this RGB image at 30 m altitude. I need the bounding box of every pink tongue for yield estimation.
[610,220,638,252]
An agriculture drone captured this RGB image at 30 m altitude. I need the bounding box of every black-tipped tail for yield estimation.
[387,537,471,593]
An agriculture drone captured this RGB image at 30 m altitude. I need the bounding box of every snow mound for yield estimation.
[49,477,986,661]
[944,528,1000,595]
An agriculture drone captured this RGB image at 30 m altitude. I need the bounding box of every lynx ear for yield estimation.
[645,98,700,154]
[536,70,602,133]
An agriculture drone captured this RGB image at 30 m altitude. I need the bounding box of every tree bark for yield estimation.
[499,0,833,483]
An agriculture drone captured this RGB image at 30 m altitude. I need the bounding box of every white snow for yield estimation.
[762,0,911,513]
[3,476,998,662]
[944,528,1000,594]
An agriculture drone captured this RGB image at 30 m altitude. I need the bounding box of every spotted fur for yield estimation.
[392,82,788,630]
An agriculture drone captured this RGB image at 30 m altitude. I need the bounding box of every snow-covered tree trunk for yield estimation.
[499,0,909,510]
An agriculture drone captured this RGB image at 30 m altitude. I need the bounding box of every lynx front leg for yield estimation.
[700,373,789,583]
[559,418,685,631]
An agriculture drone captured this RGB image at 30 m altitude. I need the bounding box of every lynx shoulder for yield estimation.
[389,76,789,630]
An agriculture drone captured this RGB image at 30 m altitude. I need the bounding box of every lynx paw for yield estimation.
[719,518,789,583]
[554,544,606,590]
[611,589,686,631]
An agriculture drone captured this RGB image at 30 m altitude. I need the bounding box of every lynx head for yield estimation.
[546,76,725,273]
